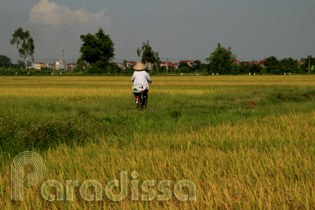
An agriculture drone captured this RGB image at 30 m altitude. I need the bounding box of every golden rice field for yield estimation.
[0,75,314,209]
[0,75,314,97]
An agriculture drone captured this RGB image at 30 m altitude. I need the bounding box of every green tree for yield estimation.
[10,27,35,68]
[238,63,250,74]
[263,56,280,74]
[177,62,192,73]
[178,62,189,69]
[15,60,25,68]
[206,43,236,74]
[75,57,87,72]
[123,59,128,70]
[280,57,298,73]
[137,48,142,59]
[0,55,12,67]
[301,55,315,74]
[137,40,161,70]
[137,40,161,71]
[193,60,201,72]
[249,63,263,74]
[79,28,115,70]
[154,52,161,72]
[230,63,240,75]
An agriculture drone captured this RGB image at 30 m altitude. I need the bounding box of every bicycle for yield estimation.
[132,84,148,109]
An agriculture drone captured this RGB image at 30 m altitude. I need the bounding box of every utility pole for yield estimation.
[166,58,169,75]
[62,49,66,70]
[53,59,56,75]
[308,56,311,75]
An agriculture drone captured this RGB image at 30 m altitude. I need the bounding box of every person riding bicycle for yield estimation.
[131,62,152,109]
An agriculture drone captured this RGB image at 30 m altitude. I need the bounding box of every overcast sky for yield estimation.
[0,0,314,63]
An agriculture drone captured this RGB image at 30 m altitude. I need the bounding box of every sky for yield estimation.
[0,0,314,63]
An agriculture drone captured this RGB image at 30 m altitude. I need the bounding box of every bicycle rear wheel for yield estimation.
[134,93,142,109]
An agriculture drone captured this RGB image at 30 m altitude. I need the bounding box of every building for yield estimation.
[160,62,178,69]
[47,63,54,69]
[179,60,194,67]
[67,63,76,70]
[234,60,265,65]
[55,60,66,70]
[125,61,137,68]
[34,62,49,70]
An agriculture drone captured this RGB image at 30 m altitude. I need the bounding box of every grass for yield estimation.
[0,75,314,209]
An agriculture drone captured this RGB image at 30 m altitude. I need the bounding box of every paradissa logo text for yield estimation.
[11,151,196,202]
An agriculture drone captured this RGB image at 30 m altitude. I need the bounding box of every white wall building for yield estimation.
[55,60,66,70]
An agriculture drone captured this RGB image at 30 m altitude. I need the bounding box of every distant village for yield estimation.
[31,59,305,71]
[31,59,193,71]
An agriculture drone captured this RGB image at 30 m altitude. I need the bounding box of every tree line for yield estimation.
[1,27,314,75]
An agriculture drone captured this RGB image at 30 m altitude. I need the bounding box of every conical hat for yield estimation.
[133,62,146,71]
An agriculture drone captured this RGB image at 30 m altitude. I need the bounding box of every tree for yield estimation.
[264,56,280,74]
[79,28,114,70]
[0,55,12,67]
[15,60,25,68]
[137,40,161,71]
[193,60,201,72]
[178,62,189,69]
[154,52,161,72]
[301,55,315,74]
[238,63,250,74]
[75,57,87,72]
[123,59,128,70]
[249,63,263,74]
[280,57,298,73]
[10,27,34,68]
[206,43,236,74]
[137,40,155,63]
[230,63,240,75]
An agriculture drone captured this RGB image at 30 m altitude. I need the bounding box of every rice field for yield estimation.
[0,75,314,209]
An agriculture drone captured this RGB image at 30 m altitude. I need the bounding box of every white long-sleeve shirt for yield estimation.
[131,71,152,90]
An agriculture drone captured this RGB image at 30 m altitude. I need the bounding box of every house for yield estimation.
[55,60,66,70]
[179,60,194,67]
[34,62,49,70]
[67,63,76,70]
[143,61,153,70]
[160,62,170,67]
[240,61,256,65]
[239,61,265,65]
[47,63,55,69]
[125,61,137,68]
[115,63,124,69]
[160,62,178,69]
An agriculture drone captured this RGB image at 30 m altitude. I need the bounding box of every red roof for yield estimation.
[240,61,259,64]
[161,62,176,65]
[126,61,136,64]
[180,60,193,63]
[233,60,264,64]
